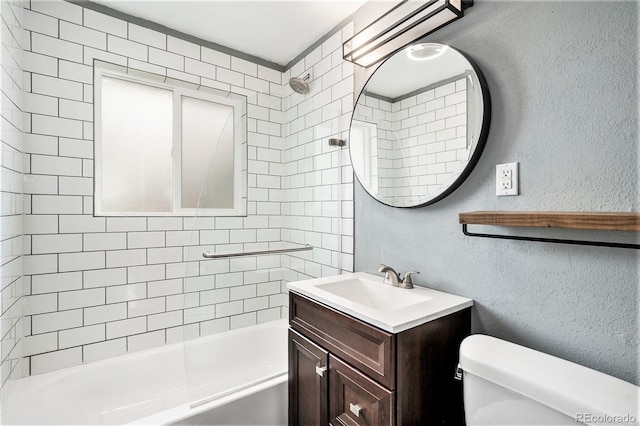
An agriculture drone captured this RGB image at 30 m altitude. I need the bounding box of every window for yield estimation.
[94,62,246,216]
[350,120,379,195]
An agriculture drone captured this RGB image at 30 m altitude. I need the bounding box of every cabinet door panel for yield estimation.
[329,355,395,426]
[290,293,395,388]
[289,329,329,426]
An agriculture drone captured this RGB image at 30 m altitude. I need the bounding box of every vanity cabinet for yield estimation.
[288,292,471,425]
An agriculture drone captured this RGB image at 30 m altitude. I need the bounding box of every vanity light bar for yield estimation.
[343,0,471,68]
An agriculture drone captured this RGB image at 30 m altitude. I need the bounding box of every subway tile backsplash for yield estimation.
[3,0,355,379]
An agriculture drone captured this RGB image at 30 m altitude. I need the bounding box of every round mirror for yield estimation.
[349,43,491,208]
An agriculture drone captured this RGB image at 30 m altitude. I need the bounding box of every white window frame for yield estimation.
[351,120,379,194]
[94,61,247,217]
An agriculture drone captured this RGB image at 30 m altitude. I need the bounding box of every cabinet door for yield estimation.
[290,293,396,389]
[329,355,395,426]
[289,329,329,426]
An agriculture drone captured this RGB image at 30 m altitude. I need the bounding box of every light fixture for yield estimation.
[343,0,471,68]
[405,43,449,61]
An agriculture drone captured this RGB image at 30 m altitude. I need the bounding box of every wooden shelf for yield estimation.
[459,211,640,232]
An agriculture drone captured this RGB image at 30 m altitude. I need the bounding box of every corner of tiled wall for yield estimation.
[0,0,26,390]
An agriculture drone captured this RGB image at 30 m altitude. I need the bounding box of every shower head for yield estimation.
[289,73,311,94]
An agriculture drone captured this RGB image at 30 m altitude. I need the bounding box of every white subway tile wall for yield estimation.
[16,0,354,376]
[281,27,355,286]
[0,0,25,388]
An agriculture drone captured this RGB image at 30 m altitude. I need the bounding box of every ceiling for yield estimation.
[93,0,368,67]
[365,45,471,99]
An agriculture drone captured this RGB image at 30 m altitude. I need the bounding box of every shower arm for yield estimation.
[202,244,313,259]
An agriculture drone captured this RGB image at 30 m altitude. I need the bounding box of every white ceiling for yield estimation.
[93,0,368,67]
[365,45,473,99]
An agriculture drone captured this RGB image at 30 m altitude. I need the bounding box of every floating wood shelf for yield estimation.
[458,211,640,249]
[459,211,640,231]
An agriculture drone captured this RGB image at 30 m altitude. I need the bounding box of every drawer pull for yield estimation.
[349,403,362,417]
[315,365,327,377]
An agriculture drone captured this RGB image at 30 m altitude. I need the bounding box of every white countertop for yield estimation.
[287,272,473,333]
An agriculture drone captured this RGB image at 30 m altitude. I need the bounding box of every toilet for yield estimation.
[458,335,639,425]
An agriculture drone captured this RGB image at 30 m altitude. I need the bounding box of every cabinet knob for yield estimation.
[349,403,362,417]
[315,365,327,377]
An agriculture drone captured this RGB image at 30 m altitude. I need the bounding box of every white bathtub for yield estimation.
[1,319,288,425]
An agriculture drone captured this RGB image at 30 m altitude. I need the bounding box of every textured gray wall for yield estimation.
[354,1,639,384]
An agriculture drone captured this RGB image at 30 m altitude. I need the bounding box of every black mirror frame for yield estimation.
[349,44,492,208]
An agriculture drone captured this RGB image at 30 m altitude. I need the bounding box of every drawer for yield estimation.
[329,354,395,426]
[289,292,396,389]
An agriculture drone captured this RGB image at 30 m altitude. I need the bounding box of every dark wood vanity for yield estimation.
[288,292,471,425]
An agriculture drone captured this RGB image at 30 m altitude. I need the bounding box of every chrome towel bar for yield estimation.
[202,244,313,259]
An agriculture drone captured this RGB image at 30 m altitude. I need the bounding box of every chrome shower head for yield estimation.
[289,73,311,94]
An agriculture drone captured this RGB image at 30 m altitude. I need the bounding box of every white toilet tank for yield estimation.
[459,335,639,425]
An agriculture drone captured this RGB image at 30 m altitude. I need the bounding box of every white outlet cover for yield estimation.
[496,162,519,196]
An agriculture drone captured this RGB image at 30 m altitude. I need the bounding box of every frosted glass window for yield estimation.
[95,63,246,217]
[100,77,173,213]
[181,97,234,209]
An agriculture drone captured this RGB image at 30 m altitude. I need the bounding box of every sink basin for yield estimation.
[316,278,431,312]
[288,272,473,333]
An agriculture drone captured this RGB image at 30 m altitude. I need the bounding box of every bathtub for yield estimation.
[1,319,288,425]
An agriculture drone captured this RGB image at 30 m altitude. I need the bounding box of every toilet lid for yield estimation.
[459,334,639,424]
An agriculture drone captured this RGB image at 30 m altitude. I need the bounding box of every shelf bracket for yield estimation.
[461,224,640,249]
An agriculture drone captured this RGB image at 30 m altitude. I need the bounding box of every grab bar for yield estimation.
[202,244,313,259]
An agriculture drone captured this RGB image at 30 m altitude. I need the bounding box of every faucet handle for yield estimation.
[403,271,420,286]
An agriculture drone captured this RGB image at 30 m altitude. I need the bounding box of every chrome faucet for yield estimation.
[378,265,420,289]
[378,265,401,286]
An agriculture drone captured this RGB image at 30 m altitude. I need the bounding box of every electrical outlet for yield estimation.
[496,162,519,196]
